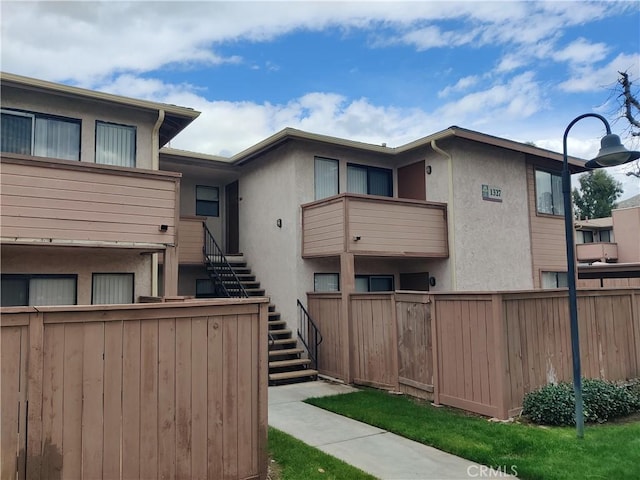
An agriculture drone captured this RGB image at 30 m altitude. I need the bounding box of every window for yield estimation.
[196,186,220,216]
[535,170,564,216]
[576,230,594,244]
[541,271,568,289]
[1,274,77,306]
[347,164,392,197]
[92,273,134,304]
[600,229,612,242]
[355,275,394,292]
[314,273,339,292]
[196,279,216,298]
[96,121,136,167]
[315,157,338,200]
[1,109,80,160]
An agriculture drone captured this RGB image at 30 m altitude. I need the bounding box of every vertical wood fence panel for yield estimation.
[395,293,433,399]
[0,299,268,480]
[307,293,345,380]
[349,294,398,389]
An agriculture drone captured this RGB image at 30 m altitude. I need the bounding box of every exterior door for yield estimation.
[225,180,240,254]
[398,160,426,200]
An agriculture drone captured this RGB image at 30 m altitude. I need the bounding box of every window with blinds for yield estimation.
[347,164,392,197]
[92,273,134,304]
[1,109,80,160]
[314,157,339,200]
[0,274,77,306]
[95,121,136,167]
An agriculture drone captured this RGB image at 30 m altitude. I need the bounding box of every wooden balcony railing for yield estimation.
[576,242,618,262]
[301,193,448,258]
[1,154,180,249]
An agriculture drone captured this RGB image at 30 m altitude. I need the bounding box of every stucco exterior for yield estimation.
[1,245,153,304]
[449,139,533,290]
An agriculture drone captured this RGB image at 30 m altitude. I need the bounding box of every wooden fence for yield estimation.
[307,288,640,419]
[1,298,269,480]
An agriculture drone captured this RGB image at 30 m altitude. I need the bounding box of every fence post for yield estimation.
[430,295,440,406]
[630,289,640,375]
[390,294,400,390]
[26,311,44,480]
[491,294,510,420]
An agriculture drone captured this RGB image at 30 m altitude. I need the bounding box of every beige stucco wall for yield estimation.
[449,140,533,290]
[613,207,640,263]
[2,86,157,169]
[1,245,152,304]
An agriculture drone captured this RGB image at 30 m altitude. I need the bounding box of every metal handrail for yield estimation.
[202,223,248,298]
[296,299,323,371]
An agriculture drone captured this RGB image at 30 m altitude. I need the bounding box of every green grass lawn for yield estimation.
[268,426,376,480]
[306,389,640,480]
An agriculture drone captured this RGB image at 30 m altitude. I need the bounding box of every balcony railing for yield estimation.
[1,154,180,249]
[576,242,618,262]
[301,193,448,258]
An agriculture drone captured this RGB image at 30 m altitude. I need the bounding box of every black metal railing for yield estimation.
[297,299,323,371]
[203,223,247,298]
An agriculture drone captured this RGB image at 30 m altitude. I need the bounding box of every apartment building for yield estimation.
[0,72,199,306]
[1,72,590,318]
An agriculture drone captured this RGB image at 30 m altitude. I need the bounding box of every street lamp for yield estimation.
[562,113,640,439]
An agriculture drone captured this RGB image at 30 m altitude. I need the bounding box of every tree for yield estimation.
[617,71,640,178]
[572,169,623,219]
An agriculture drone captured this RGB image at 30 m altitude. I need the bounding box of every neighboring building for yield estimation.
[575,206,640,264]
[1,72,592,320]
[0,72,199,306]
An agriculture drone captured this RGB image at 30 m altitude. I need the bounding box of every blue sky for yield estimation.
[2,0,639,198]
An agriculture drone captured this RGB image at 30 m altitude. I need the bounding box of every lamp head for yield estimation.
[585,134,640,168]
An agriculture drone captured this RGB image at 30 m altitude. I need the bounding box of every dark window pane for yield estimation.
[1,112,32,155]
[369,168,392,197]
[369,276,394,292]
[1,277,29,306]
[196,186,220,217]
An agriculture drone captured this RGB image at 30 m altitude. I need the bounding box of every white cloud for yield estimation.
[553,38,609,65]
[438,75,480,98]
[559,53,640,93]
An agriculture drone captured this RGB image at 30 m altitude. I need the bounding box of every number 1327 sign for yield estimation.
[482,184,502,202]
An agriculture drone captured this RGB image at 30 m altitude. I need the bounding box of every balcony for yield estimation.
[302,193,448,258]
[576,242,618,263]
[1,154,180,249]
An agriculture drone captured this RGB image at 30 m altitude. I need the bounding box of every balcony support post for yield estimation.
[340,252,355,383]
[163,246,179,297]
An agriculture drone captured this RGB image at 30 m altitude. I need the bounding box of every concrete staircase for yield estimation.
[208,254,318,385]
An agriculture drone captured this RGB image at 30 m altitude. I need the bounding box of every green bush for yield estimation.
[523,379,640,426]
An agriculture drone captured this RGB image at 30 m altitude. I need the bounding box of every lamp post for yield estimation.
[562,113,640,439]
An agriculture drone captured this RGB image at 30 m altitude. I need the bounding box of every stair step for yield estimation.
[245,288,266,296]
[269,328,292,337]
[269,348,304,357]
[269,369,319,382]
[270,338,297,346]
[268,320,286,328]
[269,358,311,368]
[268,312,281,321]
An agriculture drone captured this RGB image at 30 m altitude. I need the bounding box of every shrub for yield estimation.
[523,379,640,426]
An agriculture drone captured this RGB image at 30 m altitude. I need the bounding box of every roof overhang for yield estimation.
[230,125,588,172]
[0,72,200,146]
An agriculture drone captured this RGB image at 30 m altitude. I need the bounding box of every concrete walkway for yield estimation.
[269,380,517,480]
